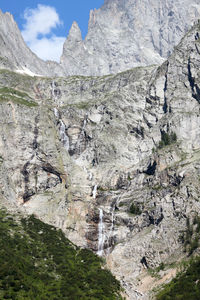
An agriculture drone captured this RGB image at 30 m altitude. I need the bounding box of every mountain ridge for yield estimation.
[61,0,200,75]
[0,20,200,298]
[1,0,200,76]
[1,2,200,300]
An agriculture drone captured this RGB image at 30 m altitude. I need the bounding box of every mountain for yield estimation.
[61,0,200,75]
[0,10,65,77]
[1,2,200,299]
[1,0,200,77]
[0,16,200,298]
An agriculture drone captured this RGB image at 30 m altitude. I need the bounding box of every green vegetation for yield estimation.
[0,87,28,98]
[152,184,162,191]
[156,257,200,300]
[148,262,165,278]
[0,87,38,107]
[179,216,200,256]
[127,175,132,181]
[158,131,177,149]
[157,216,200,299]
[129,203,142,215]
[73,101,91,110]
[0,209,122,299]
[119,202,126,207]
[98,186,108,192]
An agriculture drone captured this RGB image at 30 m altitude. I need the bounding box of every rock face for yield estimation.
[1,0,200,77]
[0,20,200,299]
[61,0,200,75]
[0,1,200,300]
[0,10,65,77]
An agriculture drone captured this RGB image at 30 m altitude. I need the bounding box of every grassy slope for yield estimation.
[0,209,122,300]
[0,87,38,107]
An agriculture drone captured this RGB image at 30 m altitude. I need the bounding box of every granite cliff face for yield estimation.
[0,16,200,298]
[61,0,200,75]
[1,0,200,77]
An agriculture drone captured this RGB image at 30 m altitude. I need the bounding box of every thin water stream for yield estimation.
[97,208,106,256]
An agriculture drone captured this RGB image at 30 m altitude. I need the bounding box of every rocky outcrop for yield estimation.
[1,17,200,300]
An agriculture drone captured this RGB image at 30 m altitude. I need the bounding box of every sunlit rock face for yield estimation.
[1,0,200,77]
[1,2,200,299]
[61,0,200,75]
[0,10,65,76]
[1,20,200,298]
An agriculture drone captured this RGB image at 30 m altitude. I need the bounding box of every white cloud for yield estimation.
[29,36,66,62]
[22,4,65,62]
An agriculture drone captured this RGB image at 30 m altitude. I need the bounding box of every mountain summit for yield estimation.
[1,1,200,299]
[0,20,200,298]
[61,0,200,75]
[0,10,60,76]
[1,0,200,76]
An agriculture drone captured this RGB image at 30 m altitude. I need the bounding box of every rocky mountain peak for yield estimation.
[1,3,200,300]
[60,21,84,72]
[60,0,200,75]
[1,20,200,298]
[0,10,65,76]
[1,1,200,77]
[67,21,82,43]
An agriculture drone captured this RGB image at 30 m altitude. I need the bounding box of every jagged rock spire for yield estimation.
[1,0,200,77]
[60,0,200,76]
[67,21,82,43]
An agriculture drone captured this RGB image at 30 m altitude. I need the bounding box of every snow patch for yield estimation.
[15,67,43,77]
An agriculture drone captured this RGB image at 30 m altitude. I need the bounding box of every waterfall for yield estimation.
[88,172,93,181]
[60,120,70,151]
[83,167,93,181]
[52,82,69,151]
[82,119,87,131]
[96,206,115,256]
[92,185,98,199]
[97,208,106,256]
[52,80,57,100]
[53,108,70,151]
[53,107,59,119]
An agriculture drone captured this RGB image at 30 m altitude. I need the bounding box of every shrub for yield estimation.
[129,203,142,215]
[181,216,200,255]
[158,131,177,148]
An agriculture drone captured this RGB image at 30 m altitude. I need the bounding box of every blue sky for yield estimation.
[0,1,104,61]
